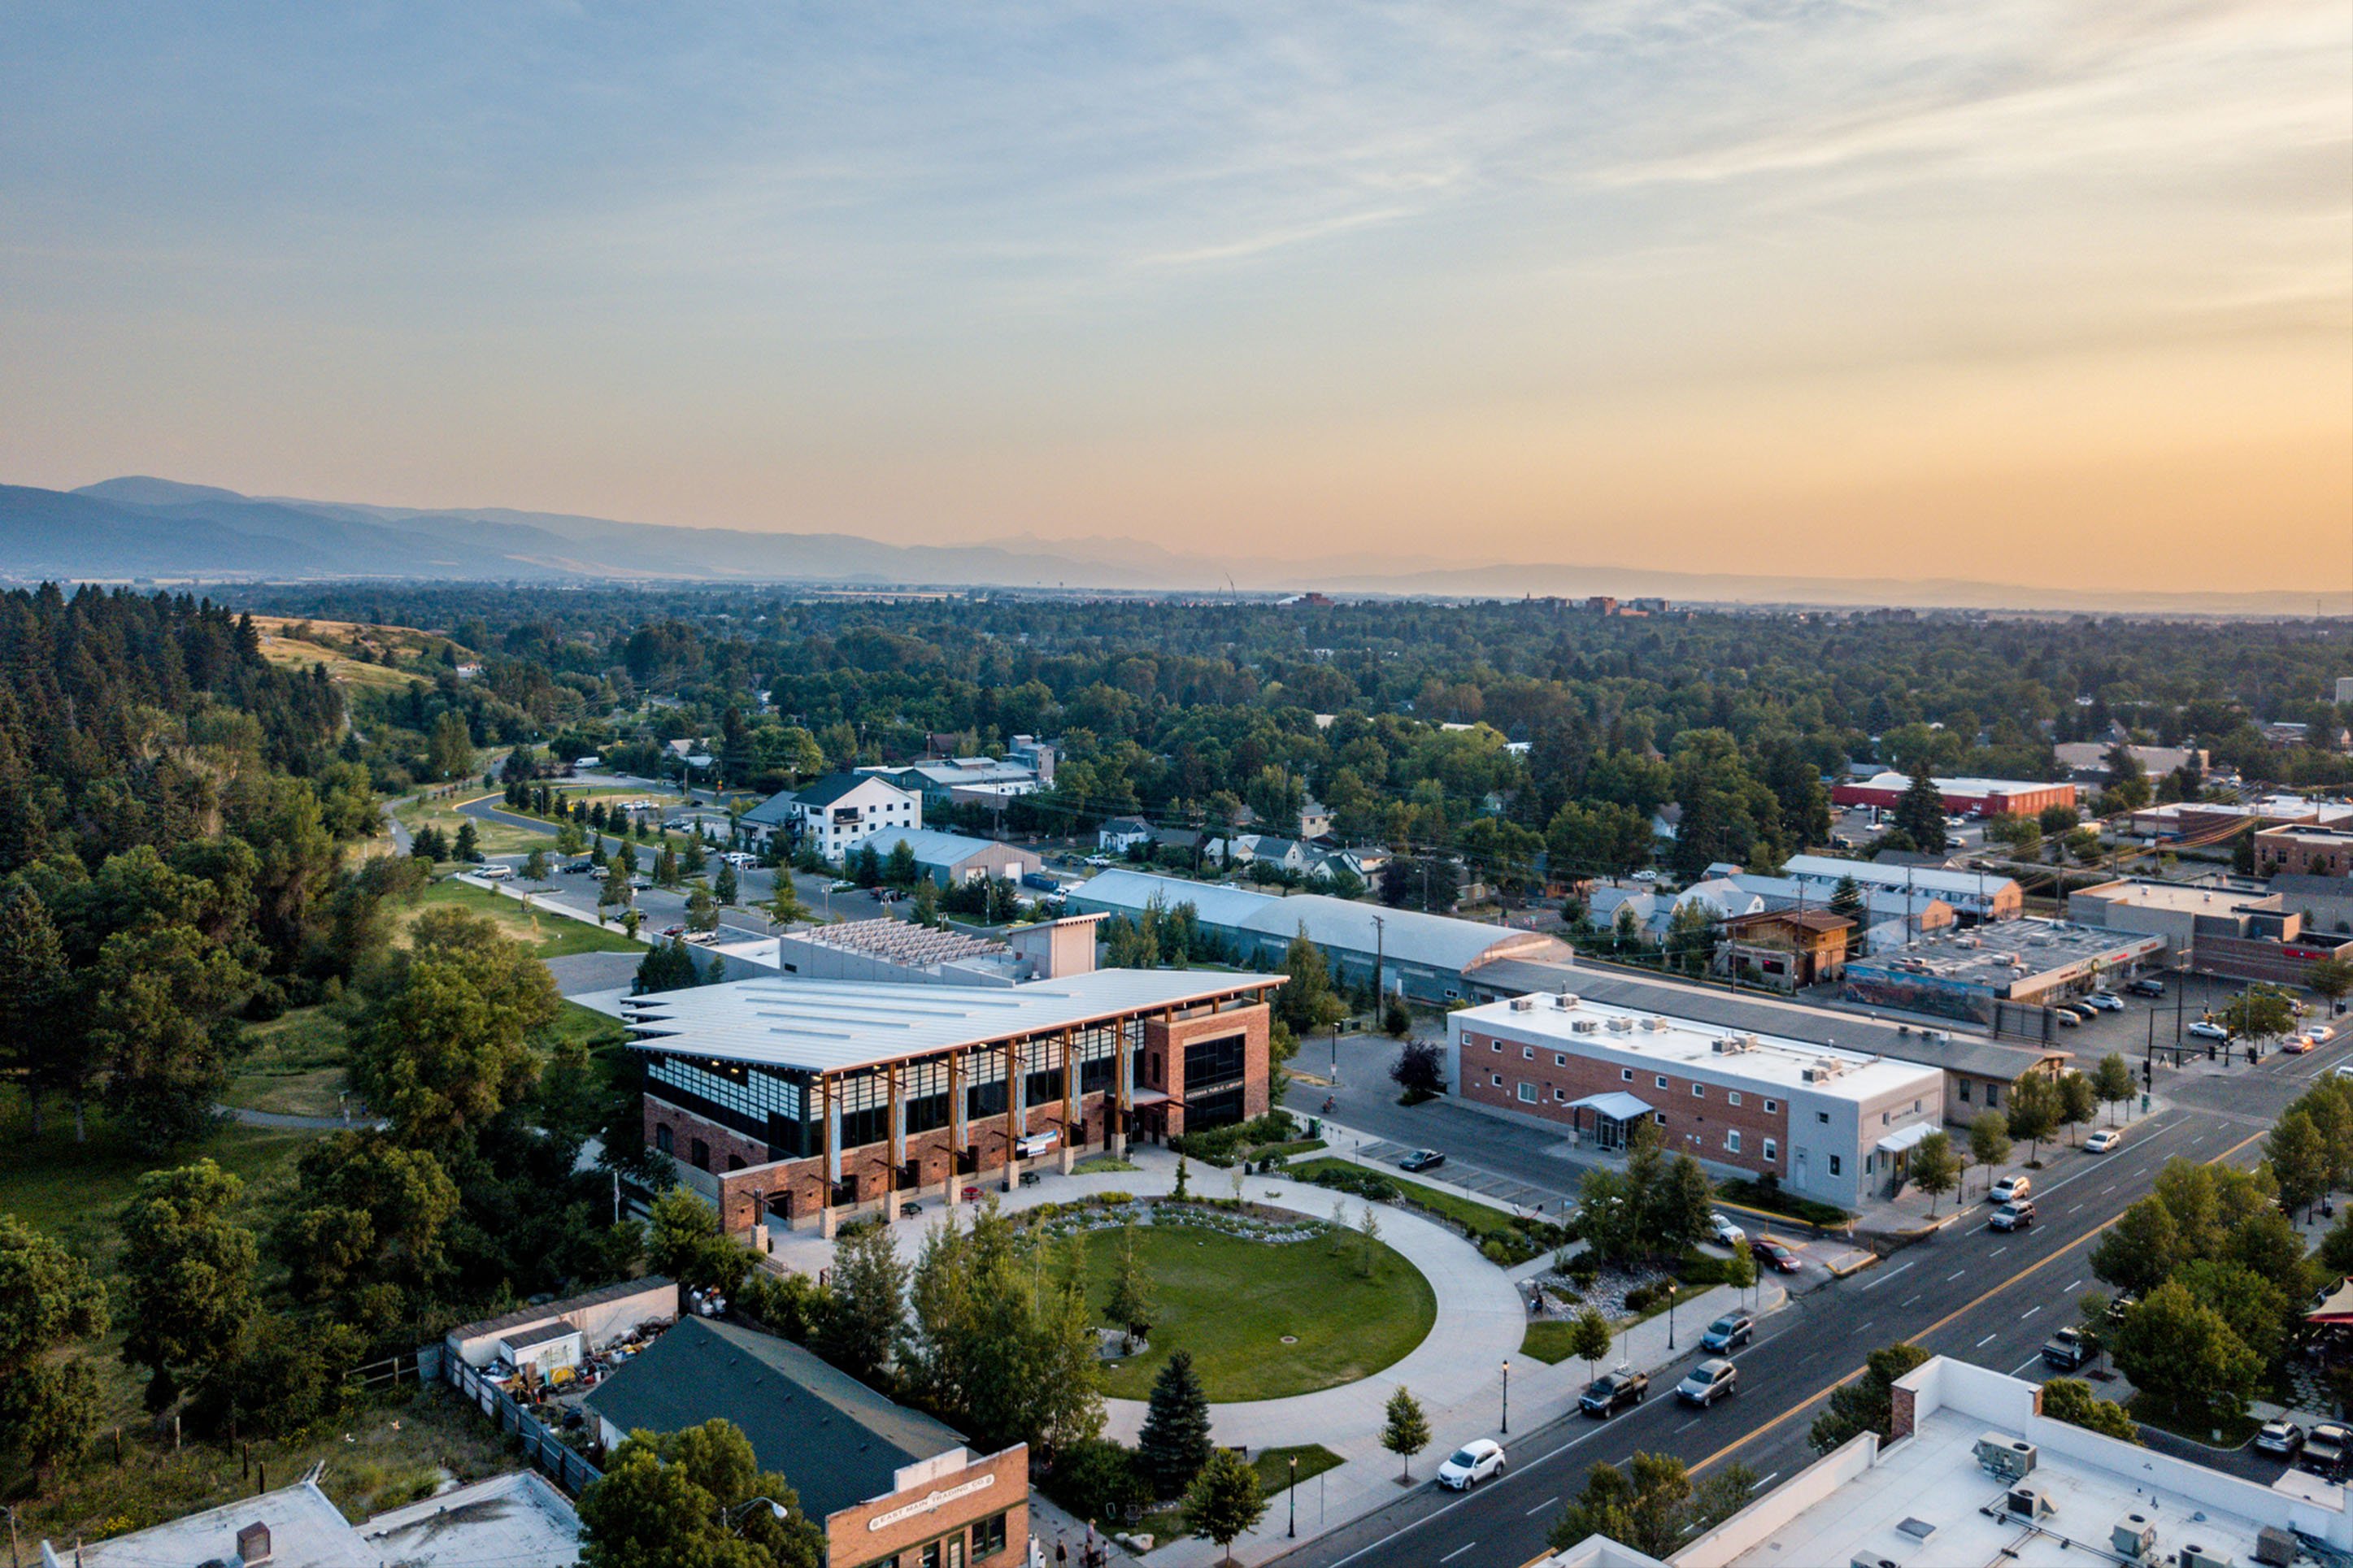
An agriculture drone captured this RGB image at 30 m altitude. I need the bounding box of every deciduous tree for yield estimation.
[1382,1387,1430,1481]
[1184,1446,1267,1566]
[119,1159,259,1412]
[0,1214,109,1474]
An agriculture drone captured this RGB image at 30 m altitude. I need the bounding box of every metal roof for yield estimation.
[860,826,1030,869]
[1064,870,1572,973]
[623,967,1279,1074]
[1569,1091,1654,1121]
[1781,854,2020,901]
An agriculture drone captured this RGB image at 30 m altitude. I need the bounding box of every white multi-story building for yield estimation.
[739,773,921,860]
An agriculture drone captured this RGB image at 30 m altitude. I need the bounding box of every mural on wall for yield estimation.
[1841,972,1991,1026]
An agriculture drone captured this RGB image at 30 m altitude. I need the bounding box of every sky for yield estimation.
[3,2,2349,592]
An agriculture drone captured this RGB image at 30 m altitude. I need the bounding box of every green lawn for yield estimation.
[1132,1444,1344,1544]
[1076,1224,1434,1402]
[410,876,644,958]
[394,793,548,855]
[222,1006,352,1118]
[1286,1157,1533,1248]
[1520,1319,1582,1365]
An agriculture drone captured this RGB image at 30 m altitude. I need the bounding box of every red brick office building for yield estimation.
[625,969,1279,1238]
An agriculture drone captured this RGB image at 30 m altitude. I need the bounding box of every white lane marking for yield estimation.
[1903,1293,1923,1306]
[2064,1279,2082,1292]
[1677,1418,1703,1432]
[1525,1498,1558,1517]
[2021,1305,2042,1318]
[1855,1322,1874,1334]
[1751,1472,1780,1492]
[1990,1244,2008,1256]
[1977,1333,1998,1347]
[2012,1356,2045,1375]
[1949,1270,1968,1281]
[1860,1260,1916,1292]
[1441,1543,1477,1562]
[2100,1184,2117,1195]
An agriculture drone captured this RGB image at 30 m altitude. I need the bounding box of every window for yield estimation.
[1555,1087,1569,1102]
[1691,1084,1704,1098]
[1726,1130,1742,1153]
[1517,1083,1537,1104]
[1728,1091,1742,1107]
[1655,1075,1669,1090]
[1655,1112,1668,1126]
[1491,1040,1502,1052]
[1816,1111,1830,1125]
[1763,1099,1777,1114]
[690,1137,710,1171]
[1523,1045,1535,1060]
[654,1123,673,1154]
[1491,1073,1503,1087]
[973,1512,1009,1559]
[1882,1111,1890,1126]
[1986,1084,2002,1108]
[1958,1079,1972,1103]
[1829,1154,1842,1176]
[1620,1067,1634,1082]
[1555,1053,1568,1067]
[1763,1138,1777,1162]
[1185,1034,1247,1091]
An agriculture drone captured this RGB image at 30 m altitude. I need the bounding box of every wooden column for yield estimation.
[946,1048,965,1205]
[1060,1027,1078,1173]
[1003,1038,1021,1191]
[885,1064,904,1210]
[820,1075,841,1240]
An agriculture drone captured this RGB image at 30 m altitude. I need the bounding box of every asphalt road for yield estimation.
[1271,1028,2326,1568]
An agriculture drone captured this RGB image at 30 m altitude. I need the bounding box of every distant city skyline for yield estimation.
[3,3,2347,593]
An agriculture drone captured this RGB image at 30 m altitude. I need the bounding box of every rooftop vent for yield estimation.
[2254,1526,2298,1566]
[1972,1433,2036,1481]
[2111,1513,2157,1560]
[237,1522,274,1566]
[2006,1485,2053,1520]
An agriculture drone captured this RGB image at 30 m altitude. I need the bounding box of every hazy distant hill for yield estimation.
[0,475,2338,615]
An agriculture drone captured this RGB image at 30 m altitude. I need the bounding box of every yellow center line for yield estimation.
[1690,1126,2268,1477]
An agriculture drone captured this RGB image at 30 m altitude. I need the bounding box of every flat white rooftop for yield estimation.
[1455,994,1939,1101]
[356,1471,581,1567]
[2080,879,2277,914]
[1717,1407,2275,1568]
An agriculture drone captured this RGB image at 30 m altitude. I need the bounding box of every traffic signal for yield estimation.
[2142,1059,2152,1088]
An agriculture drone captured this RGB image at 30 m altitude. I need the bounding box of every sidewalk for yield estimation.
[770,1144,1790,1566]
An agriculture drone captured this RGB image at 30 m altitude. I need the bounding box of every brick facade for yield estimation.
[647,999,1275,1234]
[1457,1027,1796,1182]
[1140,1006,1272,1138]
[824,1444,1029,1568]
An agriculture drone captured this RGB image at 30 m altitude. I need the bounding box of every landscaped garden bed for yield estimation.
[1285,1157,1571,1265]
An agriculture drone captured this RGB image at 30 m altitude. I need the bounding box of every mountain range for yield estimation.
[0,476,2338,616]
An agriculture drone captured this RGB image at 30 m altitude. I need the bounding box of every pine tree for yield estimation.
[1137,1349,1214,1498]
[714,861,739,906]
[1893,762,1949,853]
[453,820,480,862]
[0,882,73,1136]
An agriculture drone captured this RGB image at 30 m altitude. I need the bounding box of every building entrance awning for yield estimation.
[2309,1277,2353,1325]
[1569,1091,1654,1123]
[1876,1122,1938,1155]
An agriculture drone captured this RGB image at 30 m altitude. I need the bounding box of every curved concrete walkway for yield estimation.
[768,1147,1524,1454]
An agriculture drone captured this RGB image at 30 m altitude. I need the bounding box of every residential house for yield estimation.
[740,774,922,858]
[1097,815,1155,854]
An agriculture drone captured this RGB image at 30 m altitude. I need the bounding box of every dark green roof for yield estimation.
[584,1318,965,1522]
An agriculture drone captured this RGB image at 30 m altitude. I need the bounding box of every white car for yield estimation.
[2307,1023,2337,1045]
[1631,869,1659,882]
[476,863,514,880]
[2081,992,2125,1013]
[2187,1019,2230,1042]
[1437,1439,1506,1490]
[1085,855,1112,867]
[1990,1175,2031,1205]
[1708,1212,1746,1248]
[723,851,759,867]
[2086,1128,2123,1153]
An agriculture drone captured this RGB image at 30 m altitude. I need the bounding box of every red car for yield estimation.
[1751,1236,1803,1274]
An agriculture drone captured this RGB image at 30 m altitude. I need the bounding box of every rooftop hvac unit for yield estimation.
[1607,1017,1635,1032]
[2254,1526,2297,1566]
[2111,1513,2157,1560]
[1555,991,1580,1008]
[2005,1485,2053,1520]
[1572,1019,1600,1033]
[1510,996,1535,1012]
[1972,1433,2037,1481]
[2180,1546,2234,1568]
[1641,1017,1670,1032]
[1849,1557,1905,1568]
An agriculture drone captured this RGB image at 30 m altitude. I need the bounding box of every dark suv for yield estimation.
[1580,1368,1649,1417]
[1701,1314,1755,1353]
[2128,976,2166,998]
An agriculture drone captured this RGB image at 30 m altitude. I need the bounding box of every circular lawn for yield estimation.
[1076,1222,1437,1402]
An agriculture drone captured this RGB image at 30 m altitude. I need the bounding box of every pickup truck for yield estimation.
[1580,1368,1648,1418]
[2041,1327,2095,1370]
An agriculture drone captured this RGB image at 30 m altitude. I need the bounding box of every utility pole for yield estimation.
[1372,914,1386,1010]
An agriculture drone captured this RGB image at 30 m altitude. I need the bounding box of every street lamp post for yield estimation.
[1501,1358,1511,1434]
[1665,1281,1679,1350]
[1288,1455,1298,1537]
